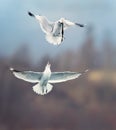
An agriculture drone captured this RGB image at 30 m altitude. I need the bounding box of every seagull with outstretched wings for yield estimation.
[10,62,88,95]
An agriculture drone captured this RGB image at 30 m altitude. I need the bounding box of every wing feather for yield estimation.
[35,15,54,34]
[49,72,81,83]
[63,19,75,30]
[11,68,42,83]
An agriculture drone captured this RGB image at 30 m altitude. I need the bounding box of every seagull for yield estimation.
[10,62,88,95]
[28,11,85,45]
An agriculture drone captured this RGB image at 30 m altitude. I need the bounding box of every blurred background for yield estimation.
[0,0,116,130]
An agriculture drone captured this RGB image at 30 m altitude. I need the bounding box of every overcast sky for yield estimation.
[0,0,116,60]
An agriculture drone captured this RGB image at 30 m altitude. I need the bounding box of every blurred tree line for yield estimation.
[0,26,116,130]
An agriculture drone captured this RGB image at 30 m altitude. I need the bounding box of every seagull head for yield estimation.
[46,62,51,69]
[44,62,51,73]
[59,18,65,23]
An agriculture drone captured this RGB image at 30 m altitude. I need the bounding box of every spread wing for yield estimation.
[49,71,82,83]
[35,15,54,34]
[63,19,85,30]
[28,12,54,34]
[63,19,75,30]
[10,68,42,83]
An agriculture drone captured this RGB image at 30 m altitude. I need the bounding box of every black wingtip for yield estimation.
[10,68,21,72]
[79,69,89,75]
[75,23,85,27]
[10,68,14,71]
[28,11,35,17]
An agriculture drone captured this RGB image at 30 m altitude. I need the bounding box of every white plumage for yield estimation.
[10,63,87,95]
[28,12,85,45]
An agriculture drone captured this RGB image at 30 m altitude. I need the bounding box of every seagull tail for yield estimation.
[32,83,53,95]
[28,11,35,17]
[45,34,62,45]
[46,83,53,93]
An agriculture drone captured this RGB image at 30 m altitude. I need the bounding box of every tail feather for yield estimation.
[46,34,63,45]
[33,83,53,95]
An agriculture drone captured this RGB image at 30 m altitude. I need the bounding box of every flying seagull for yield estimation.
[10,62,88,95]
[28,11,85,45]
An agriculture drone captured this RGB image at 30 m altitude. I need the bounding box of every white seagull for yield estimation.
[28,11,85,45]
[10,62,88,95]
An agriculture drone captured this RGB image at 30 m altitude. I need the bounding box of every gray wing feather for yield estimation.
[40,19,54,33]
[35,15,54,34]
[49,72,81,83]
[63,19,75,30]
[12,70,42,83]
